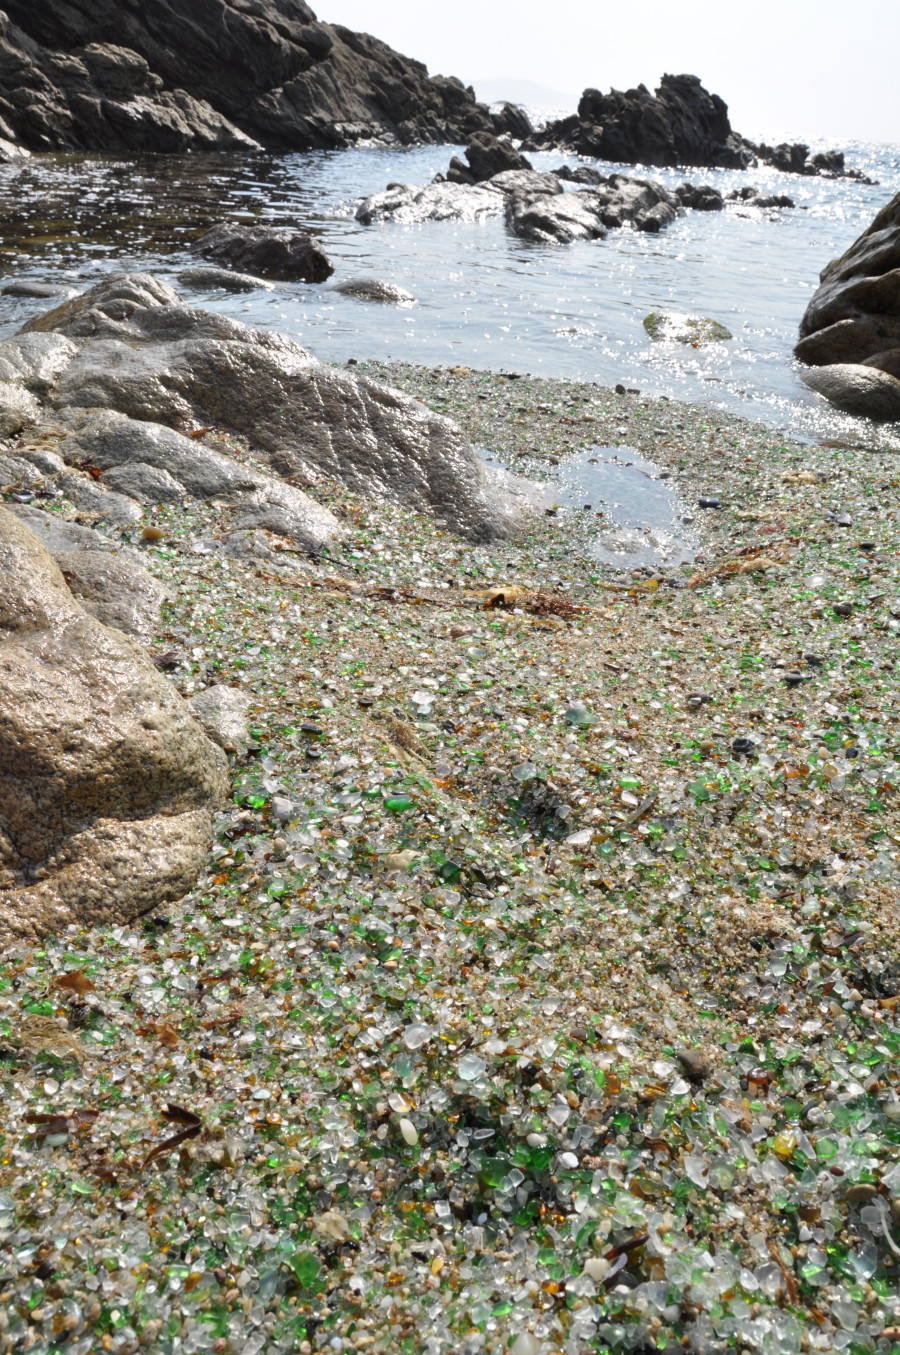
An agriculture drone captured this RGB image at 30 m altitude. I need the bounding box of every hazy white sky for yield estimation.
[324,1,897,144]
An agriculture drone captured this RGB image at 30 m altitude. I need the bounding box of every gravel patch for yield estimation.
[1,364,899,1355]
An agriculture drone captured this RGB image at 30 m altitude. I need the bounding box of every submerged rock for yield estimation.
[177,266,273,293]
[0,508,226,946]
[333,279,416,304]
[189,223,333,283]
[643,311,733,343]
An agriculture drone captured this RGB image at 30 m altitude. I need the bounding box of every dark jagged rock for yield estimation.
[676,183,724,211]
[491,102,533,142]
[527,74,754,169]
[727,186,795,209]
[189,223,334,283]
[0,0,502,154]
[446,133,532,185]
[553,164,604,186]
[527,73,855,180]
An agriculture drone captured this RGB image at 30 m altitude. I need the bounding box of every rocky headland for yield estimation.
[0,0,510,155]
[526,73,863,180]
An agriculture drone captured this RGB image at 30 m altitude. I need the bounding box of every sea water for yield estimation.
[0,131,898,448]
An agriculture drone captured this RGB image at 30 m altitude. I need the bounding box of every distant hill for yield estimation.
[473,78,576,112]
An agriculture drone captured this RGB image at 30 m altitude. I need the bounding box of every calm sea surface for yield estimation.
[1,129,898,448]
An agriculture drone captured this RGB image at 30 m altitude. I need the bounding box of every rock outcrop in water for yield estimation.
[358,163,688,244]
[0,0,504,154]
[526,74,855,179]
[796,192,900,419]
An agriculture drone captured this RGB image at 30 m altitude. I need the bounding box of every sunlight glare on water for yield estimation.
[1,134,898,448]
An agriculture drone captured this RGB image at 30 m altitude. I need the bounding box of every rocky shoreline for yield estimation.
[0,269,898,1349]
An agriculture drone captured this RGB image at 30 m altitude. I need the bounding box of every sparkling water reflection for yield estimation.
[1,138,898,447]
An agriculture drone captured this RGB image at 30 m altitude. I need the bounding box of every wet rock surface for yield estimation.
[0,0,501,154]
[332,278,416,304]
[644,310,733,344]
[0,507,226,945]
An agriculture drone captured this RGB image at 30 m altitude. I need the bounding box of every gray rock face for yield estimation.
[800,363,900,421]
[0,507,226,946]
[189,223,334,284]
[794,193,900,417]
[507,191,608,245]
[187,684,252,755]
[0,13,260,154]
[4,501,127,556]
[102,461,188,504]
[798,193,900,367]
[357,180,506,226]
[54,548,169,639]
[15,273,527,543]
[53,469,144,526]
[0,0,502,155]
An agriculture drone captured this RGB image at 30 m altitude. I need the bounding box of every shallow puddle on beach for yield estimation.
[553,443,699,569]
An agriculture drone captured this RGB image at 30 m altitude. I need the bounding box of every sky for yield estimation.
[324,1,897,144]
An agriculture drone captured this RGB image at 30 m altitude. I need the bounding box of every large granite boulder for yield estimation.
[189,223,334,284]
[16,274,528,542]
[0,508,226,946]
[796,193,900,367]
[0,1,502,154]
